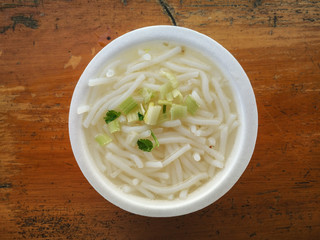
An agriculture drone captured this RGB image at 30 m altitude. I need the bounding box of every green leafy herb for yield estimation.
[137,139,153,152]
[151,130,159,148]
[138,112,144,121]
[104,110,121,124]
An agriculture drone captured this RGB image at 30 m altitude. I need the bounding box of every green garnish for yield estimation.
[160,82,172,100]
[151,131,159,148]
[127,108,139,122]
[144,102,162,125]
[138,112,144,121]
[170,104,187,120]
[137,139,153,152]
[119,96,138,115]
[161,70,178,88]
[185,95,199,115]
[108,120,121,133]
[141,88,154,104]
[163,105,167,114]
[95,133,112,146]
[104,110,121,124]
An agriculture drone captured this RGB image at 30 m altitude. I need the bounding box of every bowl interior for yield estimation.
[69,25,258,217]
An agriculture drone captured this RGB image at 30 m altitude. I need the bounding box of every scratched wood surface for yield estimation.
[1,0,319,239]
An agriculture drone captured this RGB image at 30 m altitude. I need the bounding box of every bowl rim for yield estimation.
[69,25,258,217]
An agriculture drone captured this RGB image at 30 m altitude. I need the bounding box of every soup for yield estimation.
[78,41,239,200]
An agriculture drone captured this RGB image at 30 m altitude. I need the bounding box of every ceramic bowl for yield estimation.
[69,25,258,217]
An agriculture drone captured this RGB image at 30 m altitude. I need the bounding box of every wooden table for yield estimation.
[1,1,319,239]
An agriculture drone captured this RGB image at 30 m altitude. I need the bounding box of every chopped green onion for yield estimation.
[185,95,199,115]
[158,99,173,105]
[137,139,153,152]
[104,110,121,124]
[127,108,139,122]
[160,82,172,100]
[108,120,120,133]
[144,102,162,125]
[166,92,173,101]
[95,133,112,146]
[118,96,138,115]
[140,103,146,114]
[138,112,144,121]
[140,88,154,104]
[151,130,159,148]
[161,70,178,88]
[172,89,183,102]
[158,112,169,124]
[170,104,187,120]
[163,105,167,114]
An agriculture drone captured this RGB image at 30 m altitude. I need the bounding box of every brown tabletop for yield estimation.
[1,1,319,239]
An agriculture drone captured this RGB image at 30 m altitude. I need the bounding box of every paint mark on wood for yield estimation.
[0,183,12,188]
[121,0,127,6]
[64,55,82,69]
[0,0,40,9]
[273,15,278,27]
[158,0,177,26]
[12,15,39,30]
[91,47,96,56]
[1,14,39,34]
[253,0,262,8]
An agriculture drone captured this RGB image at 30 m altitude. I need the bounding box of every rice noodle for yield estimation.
[127,46,182,73]
[141,173,208,195]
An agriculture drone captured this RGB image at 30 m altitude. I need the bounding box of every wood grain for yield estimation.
[1,0,319,239]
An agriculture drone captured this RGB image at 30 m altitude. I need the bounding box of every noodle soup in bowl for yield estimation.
[69,26,258,217]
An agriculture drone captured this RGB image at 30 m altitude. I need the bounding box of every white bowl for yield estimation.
[69,25,258,217]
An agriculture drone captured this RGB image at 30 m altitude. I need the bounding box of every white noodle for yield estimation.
[211,77,230,121]
[107,142,144,168]
[88,77,118,86]
[127,46,181,73]
[160,120,182,128]
[162,144,192,167]
[197,109,214,119]
[179,189,188,199]
[141,173,208,195]
[106,153,162,186]
[122,125,150,133]
[163,61,195,73]
[150,172,170,180]
[177,57,211,71]
[219,125,228,156]
[139,130,151,138]
[180,156,199,175]
[109,74,146,109]
[145,161,163,168]
[77,105,90,114]
[177,71,199,81]
[118,174,155,199]
[184,116,221,126]
[141,82,161,91]
[204,154,224,168]
[174,159,183,183]
[200,71,213,104]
